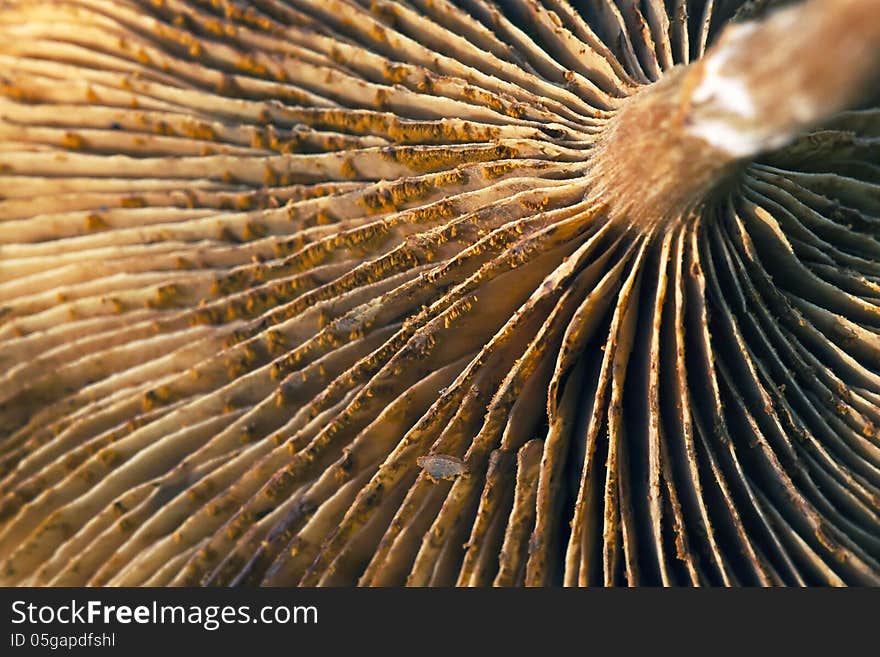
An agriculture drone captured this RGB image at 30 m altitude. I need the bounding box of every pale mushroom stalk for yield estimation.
[590,0,880,226]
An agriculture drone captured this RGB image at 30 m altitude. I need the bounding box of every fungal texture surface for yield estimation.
[1,0,879,586]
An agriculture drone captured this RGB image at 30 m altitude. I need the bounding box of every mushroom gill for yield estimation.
[0,0,879,587]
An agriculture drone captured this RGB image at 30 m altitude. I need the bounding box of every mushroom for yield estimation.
[0,0,878,586]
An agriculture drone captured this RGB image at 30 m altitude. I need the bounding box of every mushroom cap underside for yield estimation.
[0,0,879,586]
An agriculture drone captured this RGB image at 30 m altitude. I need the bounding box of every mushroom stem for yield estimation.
[589,0,880,226]
[684,0,880,158]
